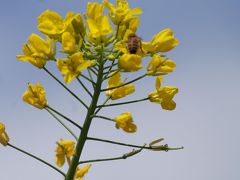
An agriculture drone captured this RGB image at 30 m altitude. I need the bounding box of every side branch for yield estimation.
[7,143,65,177]
[97,97,149,108]
[79,147,145,164]
[87,137,184,151]
[46,106,82,130]
[92,115,115,122]
[101,74,147,92]
[43,67,88,109]
[45,108,78,140]
[76,77,93,98]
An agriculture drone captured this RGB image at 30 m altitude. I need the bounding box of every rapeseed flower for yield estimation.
[0,122,9,146]
[22,82,47,109]
[114,112,137,133]
[55,139,75,167]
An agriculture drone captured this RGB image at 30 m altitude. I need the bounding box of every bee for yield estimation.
[126,34,143,54]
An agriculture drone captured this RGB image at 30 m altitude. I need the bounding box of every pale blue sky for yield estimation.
[0,0,240,180]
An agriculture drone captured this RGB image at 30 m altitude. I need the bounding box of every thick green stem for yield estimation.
[65,53,104,180]
[7,143,65,177]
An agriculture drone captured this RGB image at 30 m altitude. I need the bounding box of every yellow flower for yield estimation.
[64,12,86,39]
[106,71,135,100]
[86,15,113,41]
[0,122,9,146]
[16,33,56,68]
[103,0,142,25]
[118,54,143,72]
[22,82,48,109]
[148,76,178,110]
[38,10,65,39]
[114,112,137,133]
[87,2,104,20]
[55,139,75,167]
[147,54,176,75]
[61,32,78,54]
[57,52,96,84]
[142,28,179,53]
[74,164,91,180]
[38,10,85,40]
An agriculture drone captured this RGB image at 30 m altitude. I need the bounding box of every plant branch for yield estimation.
[43,67,88,109]
[88,67,98,76]
[92,115,115,122]
[79,72,95,85]
[97,97,149,108]
[7,143,65,177]
[101,74,147,92]
[78,147,144,164]
[76,77,93,98]
[87,137,184,151]
[94,96,111,114]
[45,108,78,140]
[46,105,82,130]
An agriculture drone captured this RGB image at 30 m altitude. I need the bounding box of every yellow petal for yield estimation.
[118,54,143,72]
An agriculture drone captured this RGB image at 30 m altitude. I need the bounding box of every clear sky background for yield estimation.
[0,0,240,180]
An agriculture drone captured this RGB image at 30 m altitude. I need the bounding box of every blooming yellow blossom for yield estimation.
[38,10,85,40]
[87,2,104,20]
[22,82,48,109]
[142,28,179,53]
[103,0,142,25]
[106,71,135,100]
[74,164,91,180]
[0,122,9,146]
[147,54,176,75]
[55,139,75,167]
[118,54,143,72]
[38,10,65,39]
[61,32,78,54]
[148,76,178,110]
[114,112,137,133]
[86,15,112,41]
[16,33,56,68]
[57,52,96,84]
[64,12,86,39]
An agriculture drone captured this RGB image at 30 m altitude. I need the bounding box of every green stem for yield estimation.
[103,69,120,80]
[103,69,118,75]
[79,73,95,85]
[101,74,147,92]
[88,67,98,76]
[43,67,88,109]
[94,96,111,114]
[78,148,143,164]
[7,143,65,177]
[76,77,93,98]
[87,137,184,151]
[87,136,150,149]
[46,106,82,130]
[92,115,115,122]
[65,48,105,180]
[45,108,78,140]
[97,97,149,108]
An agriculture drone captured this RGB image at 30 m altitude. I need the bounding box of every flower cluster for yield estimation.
[15,0,180,179]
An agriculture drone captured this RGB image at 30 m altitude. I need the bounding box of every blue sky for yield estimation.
[0,0,240,180]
